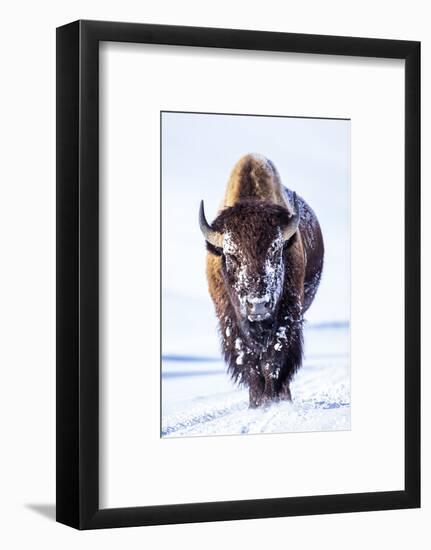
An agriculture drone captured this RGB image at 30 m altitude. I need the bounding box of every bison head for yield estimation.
[199,197,299,343]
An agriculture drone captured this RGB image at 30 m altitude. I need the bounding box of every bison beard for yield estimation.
[220,271,304,408]
[200,154,323,408]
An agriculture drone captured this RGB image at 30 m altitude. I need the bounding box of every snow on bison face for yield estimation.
[222,226,285,324]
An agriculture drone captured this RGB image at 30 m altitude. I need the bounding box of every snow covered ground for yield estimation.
[161,323,350,438]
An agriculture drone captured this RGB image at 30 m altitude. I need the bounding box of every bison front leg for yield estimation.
[278,380,292,401]
[248,370,265,408]
[262,363,292,404]
[263,363,281,403]
[262,370,279,403]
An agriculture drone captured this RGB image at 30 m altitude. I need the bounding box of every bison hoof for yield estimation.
[248,388,292,408]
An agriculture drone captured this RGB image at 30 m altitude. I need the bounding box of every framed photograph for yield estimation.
[56,20,420,529]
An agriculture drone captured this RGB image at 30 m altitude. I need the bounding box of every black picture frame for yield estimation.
[56,20,420,530]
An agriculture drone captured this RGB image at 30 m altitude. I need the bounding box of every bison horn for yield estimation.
[282,192,300,242]
[199,200,224,248]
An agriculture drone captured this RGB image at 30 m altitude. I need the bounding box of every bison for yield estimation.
[199,154,324,407]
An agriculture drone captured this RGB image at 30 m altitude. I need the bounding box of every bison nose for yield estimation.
[246,298,271,321]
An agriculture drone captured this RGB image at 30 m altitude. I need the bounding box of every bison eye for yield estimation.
[225,253,239,268]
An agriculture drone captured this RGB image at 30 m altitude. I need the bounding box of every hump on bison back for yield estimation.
[222,154,290,210]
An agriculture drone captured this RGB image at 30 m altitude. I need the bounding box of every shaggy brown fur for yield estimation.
[203,154,324,407]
